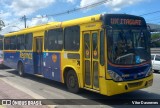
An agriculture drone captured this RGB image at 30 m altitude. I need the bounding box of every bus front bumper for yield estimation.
[106,74,153,96]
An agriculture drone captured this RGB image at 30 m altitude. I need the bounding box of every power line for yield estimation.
[145,15,160,23]
[147,17,160,22]
[32,0,111,19]
[25,0,111,27]
[1,0,111,31]
[3,0,160,31]
[145,13,160,19]
[0,19,21,31]
[139,10,160,24]
[140,10,160,16]
[12,0,160,27]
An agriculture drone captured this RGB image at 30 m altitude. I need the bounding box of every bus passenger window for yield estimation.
[92,33,98,59]
[36,38,42,52]
[17,35,25,50]
[10,36,17,50]
[46,28,63,51]
[25,33,33,50]
[0,41,3,50]
[4,37,10,50]
[100,31,105,65]
[64,26,80,51]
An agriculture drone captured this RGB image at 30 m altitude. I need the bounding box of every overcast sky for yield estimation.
[0,0,160,34]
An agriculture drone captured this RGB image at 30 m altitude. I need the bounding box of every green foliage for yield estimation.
[151,33,160,48]
[0,20,5,31]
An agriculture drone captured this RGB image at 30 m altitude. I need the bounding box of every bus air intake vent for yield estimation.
[127,81,143,88]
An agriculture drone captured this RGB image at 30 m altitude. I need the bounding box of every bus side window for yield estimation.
[44,31,48,50]
[64,25,80,51]
[25,33,33,50]
[0,40,2,50]
[10,36,17,50]
[4,37,10,50]
[100,30,105,66]
[17,34,25,50]
[36,38,42,52]
[46,28,63,51]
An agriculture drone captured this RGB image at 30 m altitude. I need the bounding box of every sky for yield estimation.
[0,0,160,34]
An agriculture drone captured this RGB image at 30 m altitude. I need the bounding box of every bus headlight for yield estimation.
[108,70,123,81]
[145,67,153,77]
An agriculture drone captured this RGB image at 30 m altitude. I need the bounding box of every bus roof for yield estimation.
[4,13,146,37]
[4,14,101,36]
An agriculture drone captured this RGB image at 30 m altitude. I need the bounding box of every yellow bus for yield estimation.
[3,14,153,96]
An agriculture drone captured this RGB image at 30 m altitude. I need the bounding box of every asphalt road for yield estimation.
[0,67,160,108]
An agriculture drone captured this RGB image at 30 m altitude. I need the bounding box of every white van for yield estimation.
[151,54,160,72]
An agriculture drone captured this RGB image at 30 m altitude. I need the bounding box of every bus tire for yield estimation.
[18,63,25,77]
[66,70,80,93]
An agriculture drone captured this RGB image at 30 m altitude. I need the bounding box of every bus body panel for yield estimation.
[61,51,81,83]
[105,74,153,96]
[33,52,43,74]
[43,52,62,82]
[24,52,34,74]
[4,51,35,74]
[4,51,21,69]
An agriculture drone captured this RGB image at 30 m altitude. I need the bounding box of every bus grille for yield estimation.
[127,81,143,88]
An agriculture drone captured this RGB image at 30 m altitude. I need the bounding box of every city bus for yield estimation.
[3,14,153,96]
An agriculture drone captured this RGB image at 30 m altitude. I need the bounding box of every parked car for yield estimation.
[151,54,160,72]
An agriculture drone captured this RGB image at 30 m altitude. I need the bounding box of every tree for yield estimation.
[0,20,5,31]
[151,33,160,48]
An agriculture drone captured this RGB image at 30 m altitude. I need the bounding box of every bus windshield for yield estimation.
[107,28,151,65]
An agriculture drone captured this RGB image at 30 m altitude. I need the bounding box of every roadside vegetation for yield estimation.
[151,33,160,48]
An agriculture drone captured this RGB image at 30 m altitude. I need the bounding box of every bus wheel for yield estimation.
[18,63,25,77]
[66,70,79,93]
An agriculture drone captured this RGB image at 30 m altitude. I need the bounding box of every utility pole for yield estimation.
[21,15,27,28]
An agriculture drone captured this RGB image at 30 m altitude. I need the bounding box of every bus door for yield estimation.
[83,31,99,91]
[34,37,43,75]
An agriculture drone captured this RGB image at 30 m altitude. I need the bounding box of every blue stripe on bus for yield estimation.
[4,51,62,82]
[4,51,34,74]
[108,63,151,81]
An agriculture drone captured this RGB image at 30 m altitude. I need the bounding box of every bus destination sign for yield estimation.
[111,18,142,26]
[103,14,147,28]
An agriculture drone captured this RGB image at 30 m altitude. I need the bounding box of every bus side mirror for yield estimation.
[147,25,151,32]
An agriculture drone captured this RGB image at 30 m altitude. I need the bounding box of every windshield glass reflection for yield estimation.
[107,29,150,65]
